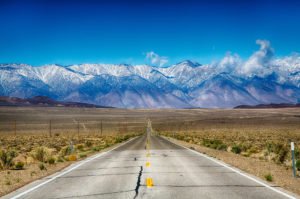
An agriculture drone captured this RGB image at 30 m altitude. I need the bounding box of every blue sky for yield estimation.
[0,0,300,66]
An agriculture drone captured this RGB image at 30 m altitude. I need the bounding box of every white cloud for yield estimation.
[146,51,168,67]
[240,39,274,76]
[216,52,242,73]
[210,39,299,87]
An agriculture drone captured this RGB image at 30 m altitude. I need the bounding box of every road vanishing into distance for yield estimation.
[3,122,295,199]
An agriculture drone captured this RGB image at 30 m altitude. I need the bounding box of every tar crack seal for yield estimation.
[133,166,143,199]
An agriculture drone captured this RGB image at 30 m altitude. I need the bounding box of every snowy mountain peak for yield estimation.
[0,57,299,108]
[175,60,201,68]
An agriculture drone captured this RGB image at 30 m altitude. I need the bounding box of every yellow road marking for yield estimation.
[146,177,154,188]
[146,138,151,150]
[146,161,151,167]
[146,142,150,150]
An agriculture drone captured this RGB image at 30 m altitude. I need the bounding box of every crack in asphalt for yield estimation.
[50,189,135,199]
[134,166,143,199]
[57,173,139,178]
[75,166,140,171]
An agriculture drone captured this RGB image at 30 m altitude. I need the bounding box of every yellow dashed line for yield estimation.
[145,133,153,188]
[146,161,151,167]
[146,142,151,150]
[146,177,154,188]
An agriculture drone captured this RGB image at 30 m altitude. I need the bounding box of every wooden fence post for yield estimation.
[100,120,103,136]
[14,120,16,137]
[49,120,52,137]
[77,121,80,138]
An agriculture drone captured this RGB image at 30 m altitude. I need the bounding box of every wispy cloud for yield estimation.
[240,39,274,76]
[146,51,168,67]
[216,52,242,73]
[212,39,280,77]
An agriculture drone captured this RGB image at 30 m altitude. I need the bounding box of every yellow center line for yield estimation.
[146,161,151,167]
[146,177,154,188]
[145,122,153,188]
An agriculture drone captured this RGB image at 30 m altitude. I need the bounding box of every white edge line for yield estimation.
[9,136,139,199]
[162,136,297,199]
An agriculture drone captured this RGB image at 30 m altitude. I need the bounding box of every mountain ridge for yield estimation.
[234,103,300,109]
[0,59,299,108]
[0,96,111,108]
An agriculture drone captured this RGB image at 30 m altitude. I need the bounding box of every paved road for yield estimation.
[3,130,295,198]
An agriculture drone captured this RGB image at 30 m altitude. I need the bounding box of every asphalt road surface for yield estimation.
[2,130,296,199]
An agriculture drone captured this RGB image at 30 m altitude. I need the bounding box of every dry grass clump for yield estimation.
[0,149,17,170]
[31,147,50,162]
[14,161,24,170]
[264,173,273,182]
[67,154,77,161]
[202,139,227,151]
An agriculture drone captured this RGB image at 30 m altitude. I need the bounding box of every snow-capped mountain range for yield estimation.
[1,40,300,108]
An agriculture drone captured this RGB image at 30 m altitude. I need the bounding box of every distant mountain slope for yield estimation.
[189,73,259,108]
[0,57,299,108]
[0,96,109,108]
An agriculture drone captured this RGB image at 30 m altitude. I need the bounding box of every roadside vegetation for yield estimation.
[0,132,141,196]
[160,130,299,168]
